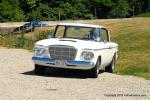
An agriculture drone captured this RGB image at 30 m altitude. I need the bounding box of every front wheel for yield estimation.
[34,64,46,75]
[105,55,116,73]
[89,58,101,78]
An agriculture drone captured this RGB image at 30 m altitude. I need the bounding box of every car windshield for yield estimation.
[54,25,101,41]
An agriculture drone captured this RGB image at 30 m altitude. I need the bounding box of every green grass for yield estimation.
[113,32,150,79]
[106,19,150,79]
[135,12,150,17]
[84,18,150,79]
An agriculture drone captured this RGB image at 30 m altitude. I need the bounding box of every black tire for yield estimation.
[90,58,101,78]
[34,64,46,75]
[105,55,116,73]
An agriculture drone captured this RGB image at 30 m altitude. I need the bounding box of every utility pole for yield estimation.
[132,0,135,17]
[58,12,61,22]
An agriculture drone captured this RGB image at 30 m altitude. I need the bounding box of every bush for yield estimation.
[0,29,53,50]
[35,30,52,41]
[0,35,3,45]
[2,35,18,48]
[0,34,33,50]
[84,14,94,19]
[16,37,34,49]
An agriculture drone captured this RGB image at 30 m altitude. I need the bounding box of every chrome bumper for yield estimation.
[32,57,95,70]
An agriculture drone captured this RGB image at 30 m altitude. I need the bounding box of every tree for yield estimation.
[26,0,37,8]
[129,0,144,16]
[27,3,57,21]
[0,0,25,22]
[109,0,130,18]
[0,0,148,22]
[87,0,113,18]
[148,0,150,11]
[20,0,40,13]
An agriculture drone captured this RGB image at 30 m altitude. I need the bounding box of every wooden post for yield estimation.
[59,12,61,22]
[133,4,135,17]
[95,8,97,18]
[148,0,150,11]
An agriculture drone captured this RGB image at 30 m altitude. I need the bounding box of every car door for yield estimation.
[100,28,114,67]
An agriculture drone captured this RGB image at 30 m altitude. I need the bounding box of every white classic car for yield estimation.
[32,23,118,78]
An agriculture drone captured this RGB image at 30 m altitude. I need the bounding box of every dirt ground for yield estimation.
[0,47,150,100]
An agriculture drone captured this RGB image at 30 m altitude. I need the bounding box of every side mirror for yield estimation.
[104,40,108,43]
[49,32,54,38]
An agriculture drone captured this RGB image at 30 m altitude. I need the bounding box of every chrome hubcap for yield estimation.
[97,67,99,74]
[112,59,115,71]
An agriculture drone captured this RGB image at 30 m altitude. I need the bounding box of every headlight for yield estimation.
[34,45,49,57]
[81,51,94,60]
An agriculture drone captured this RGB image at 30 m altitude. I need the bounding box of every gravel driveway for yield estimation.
[0,47,149,100]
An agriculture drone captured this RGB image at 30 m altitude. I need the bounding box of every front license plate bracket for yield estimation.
[55,60,66,66]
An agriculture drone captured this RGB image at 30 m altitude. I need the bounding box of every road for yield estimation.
[0,47,149,100]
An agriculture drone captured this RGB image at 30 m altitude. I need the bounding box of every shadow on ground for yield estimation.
[21,68,103,79]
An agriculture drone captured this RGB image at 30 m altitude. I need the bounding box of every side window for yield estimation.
[101,28,109,42]
[55,26,65,38]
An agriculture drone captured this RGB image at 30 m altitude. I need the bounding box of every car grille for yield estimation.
[49,45,77,60]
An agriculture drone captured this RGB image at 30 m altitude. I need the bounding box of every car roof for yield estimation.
[57,23,105,28]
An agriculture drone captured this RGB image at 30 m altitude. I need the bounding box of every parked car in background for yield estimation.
[12,20,48,33]
[13,22,34,33]
[31,21,48,27]
[23,22,35,32]
[32,23,118,78]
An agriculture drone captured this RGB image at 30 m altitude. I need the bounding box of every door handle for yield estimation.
[108,46,112,49]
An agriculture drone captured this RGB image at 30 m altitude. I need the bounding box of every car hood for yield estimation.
[35,38,106,50]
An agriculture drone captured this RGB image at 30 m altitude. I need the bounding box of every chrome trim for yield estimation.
[32,57,95,70]
[67,60,94,66]
[32,57,55,64]
[82,46,118,51]
[49,45,77,60]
